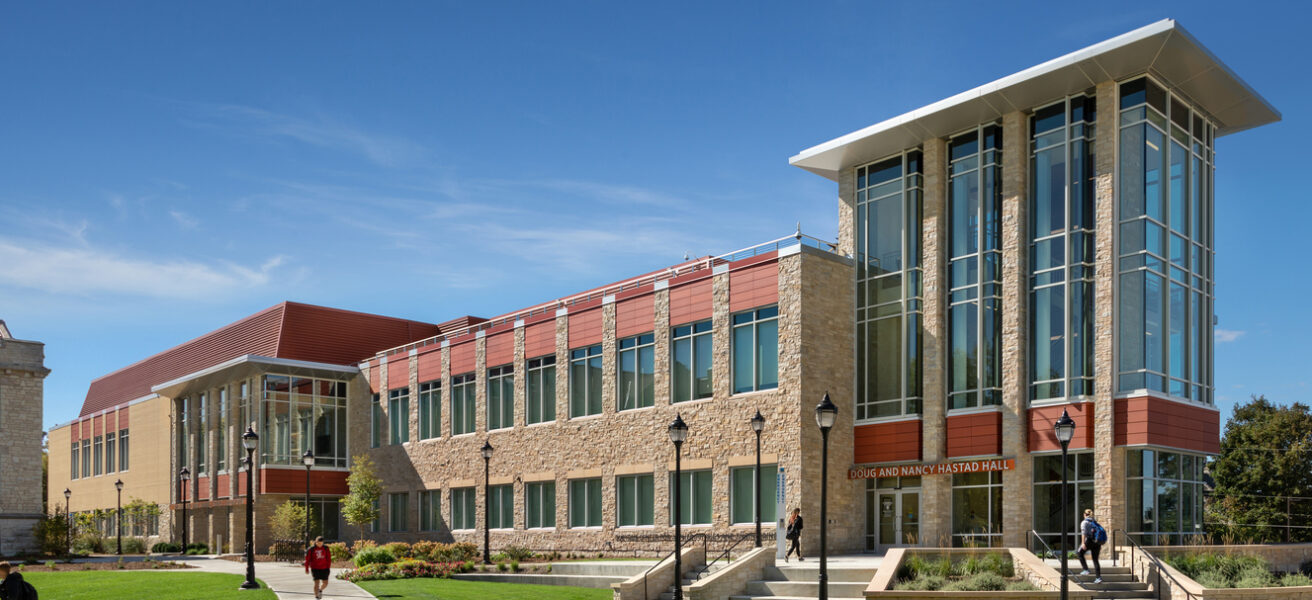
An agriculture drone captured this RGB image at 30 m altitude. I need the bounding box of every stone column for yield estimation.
[1093,80,1125,534]
[653,287,672,406]
[919,137,951,547]
[378,360,390,445]
[409,352,420,443]
[475,336,487,434]
[1000,110,1033,547]
[554,312,569,421]
[602,300,617,414]
[514,324,527,427]
[711,270,731,400]
[441,344,452,438]
[838,170,857,257]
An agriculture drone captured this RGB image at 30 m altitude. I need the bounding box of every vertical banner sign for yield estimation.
[775,466,786,560]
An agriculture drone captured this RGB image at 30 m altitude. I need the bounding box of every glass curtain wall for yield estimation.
[948,126,1003,410]
[1031,452,1094,551]
[1117,77,1214,403]
[1127,448,1207,544]
[952,471,1003,547]
[261,375,348,466]
[1030,95,1097,401]
[854,151,924,420]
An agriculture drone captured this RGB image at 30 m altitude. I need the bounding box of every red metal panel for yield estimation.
[117,407,129,429]
[81,419,91,440]
[216,473,230,499]
[485,330,515,367]
[568,307,604,348]
[260,468,349,496]
[945,412,1002,458]
[1114,396,1220,454]
[416,350,442,383]
[669,278,714,326]
[524,321,557,359]
[93,415,104,436]
[387,355,410,390]
[237,471,249,496]
[367,362,379,392]
[854,421,922,464]
[730,262,780,313]
[1029,403,1095,452]
[70,421,81,443]
[196,476,210,501]
[615,294,655,339]
[449,341,476,375]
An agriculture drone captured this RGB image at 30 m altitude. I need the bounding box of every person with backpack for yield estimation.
[0,561,37,600]
[1078,509,1105,584]
[784,507,804,562]
[303,536,333,599]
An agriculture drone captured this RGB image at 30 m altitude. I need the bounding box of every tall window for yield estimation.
[670,470,712,526]
[419,490,441,532]
[178,398,189,471]
[618,334,655,410]
[488,365,515,430]
[527,356,557,424]
[312,382,347,468]
[1127,448,1207,545]
[418,381,441,439]
[731,465,778,525]
[569,345,603,417]
[105,432,116,474]
[196,392,207,473]
[389,387,410,445]
[371,394,383,448]
[855,151,924,419]
[389,492,409,532]
[451,374,476,435]
[526,481,556,529]
[264,375,348,466]
[451,487,476,530]
[488,484,514,529]
[952,471,1003,547]
[731,307,779,394]
[81,439,90,478]
[370,498,381,533]
[263,379,290,463]
[1030,95,1097,401]
[93,435,103,476]
[616,474,654,527]
[70,442,79,480]
[569,478,603,528]
[671,321,713,403]
[217,388,228,471]
[1117,77,1213,403]
[119,429,129,471]
[1032,452,1094,550]
[238,380,251,432]
[947,126,1003,410]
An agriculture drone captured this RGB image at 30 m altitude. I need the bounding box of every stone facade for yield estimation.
[1093,79,1126,535]
[999,109,1032,547]
[918,137,950,548]
[0,325,48,555]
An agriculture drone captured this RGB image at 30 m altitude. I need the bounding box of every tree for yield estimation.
[41,433,49,514]
[339,454,381,543]
[1209,395,1312,542]
[269,500,319,542]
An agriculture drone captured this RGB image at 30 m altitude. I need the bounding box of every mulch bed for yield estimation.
[14,560,193,572]
[217,555,353,568]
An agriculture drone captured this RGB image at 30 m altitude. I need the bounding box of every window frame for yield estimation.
[450,487,476,531]
[419,490,441,532]
[451,374,476,436]
[418,381,441,440]
[568,477,603,529]
[617,333,656,411]
[526,356,557,425]
[731,306,780,394]
[526,481,556,529]
[671,320,713,403]
[569,345,604,418]
[488,483,515,530]
[616,473,655,528]
[487,365,515,431]
[730,464,778,525]
[388,387,410,445]
[669,469,713,526]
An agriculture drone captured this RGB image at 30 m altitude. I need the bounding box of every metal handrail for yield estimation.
[1115,529,1200,600]
[689,532,755,583]
[1027,530,1079,585]
[642,532,707,600]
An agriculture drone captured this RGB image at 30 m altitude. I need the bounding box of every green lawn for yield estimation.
[22,571,277,600]
[362,578,613,600]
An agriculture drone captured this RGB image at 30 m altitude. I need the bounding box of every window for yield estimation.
[451,487,476,530]
[370,498,380,533]
[669,470,713,526]
[671,321,713,403]
[489,484,514,529]
[418,381,441,439]
[618,334,655,410]
[419,490,441,532]
[617,474,654,527]
[947,126,1003,411]
[952,471,1003,547]
[105,432,116,475]
[451,374,476,435]
[262,378,290,463]
[70,442,79,480]
[177,398,189,470]
[264,375,348,466]
[389,492,409,532]
[527,356,557,425]
[731,465,778,525]
[81,439,90,479]
[526,481,556,529]
[389,387,410,445]
[488,365,515,430]
[1032,452,1094,551]
[299,497,341,541]
[855,151,924,420]
[313,381,349,468]
[197,393,207,473]
[118,429,129,471]
[238,380,251,433]
[569,346,603,417]
[1127,448,1208,545]
[732,307,779,394]
[569,478,602,528]
[371,394,383,448]
[93,435,103,476]
[217,388,228,471]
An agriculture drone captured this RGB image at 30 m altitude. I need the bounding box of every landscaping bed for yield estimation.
[332,540,560,582]
[1163,551,1312,588]
[893,552,1038,592]
[7,558,192,572]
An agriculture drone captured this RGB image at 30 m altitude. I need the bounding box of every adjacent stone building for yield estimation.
[0,320,49,555]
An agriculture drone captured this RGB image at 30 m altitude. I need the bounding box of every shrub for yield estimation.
[31,513,71,556]
[44,561,56,570]
[152,542,181,553]
[353,546,397,568]
[981,552,1014,577]
[942,572,1007,592]
[184,542,209,554]
[1282,573,1312,587]
[953,554,982,577]
[269,501,318,543]
[328,542,351,562]
[497,561,509,572]
[351,539,377,555]
[1233,566,1276,588]
[431,542,478,563]
[510,561,520,572]
[894,575,944,591]
[337,559,457,582]
[502,545,534,562]
[383,542,412,559]
[411,540,440,561]
[1006,580,1038,591]
[122,538,147,554]
[72,534,106,554]
[1194,570,1231,589]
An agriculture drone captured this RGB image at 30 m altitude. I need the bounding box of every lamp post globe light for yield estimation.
[814,392,838,600]
[63,488,71,555]
[1054,409,1077,600]
[750,410,766,548]
[178,466,190,549]
[115,479,124,555]
[481,440,494,564]
[668,413,689,600]
[240,426,260,590]
[302,450,315,551]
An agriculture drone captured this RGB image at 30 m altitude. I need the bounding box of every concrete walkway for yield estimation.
[177,556,375,600]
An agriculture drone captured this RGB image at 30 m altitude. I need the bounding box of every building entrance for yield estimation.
[865,477,920,552]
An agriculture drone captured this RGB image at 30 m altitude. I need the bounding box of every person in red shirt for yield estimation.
[303,536,333,599]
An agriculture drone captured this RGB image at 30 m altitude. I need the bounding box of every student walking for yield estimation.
[784,507,804,562]
[0,561,37,600]
[1077,509,1106,584]
[303,536,333,599]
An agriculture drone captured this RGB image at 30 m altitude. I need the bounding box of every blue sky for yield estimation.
[2,1,1307,430]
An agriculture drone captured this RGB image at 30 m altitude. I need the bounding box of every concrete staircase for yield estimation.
[1071,565,1154,599]
[728,562,878,600]
[453,559,655,589]
[656,560,730,600]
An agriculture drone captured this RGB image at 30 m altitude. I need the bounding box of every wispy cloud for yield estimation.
[169,209,199,229]
[1215,328,1246,343]
[184,103,428,168]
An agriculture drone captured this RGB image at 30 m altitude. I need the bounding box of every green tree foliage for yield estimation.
[340,455,382,542]
[1209,395,1312,542]
[269,500,319,542]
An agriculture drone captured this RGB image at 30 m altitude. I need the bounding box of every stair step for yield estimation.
[762,565,879,582]
[729,596,866,600]
[1082,581,1151,591]
[1084,591,1155,599]
[745,580,868,596]
[1071,573,1136,583]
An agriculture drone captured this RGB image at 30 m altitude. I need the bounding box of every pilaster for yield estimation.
[919,136,951,547]
[1093,80,1125,533]
[1000,110,1032,547]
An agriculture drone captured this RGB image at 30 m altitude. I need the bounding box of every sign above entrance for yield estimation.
[847,458,1015,480]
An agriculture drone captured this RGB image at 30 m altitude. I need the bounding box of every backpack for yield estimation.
[1092,521,1107,544]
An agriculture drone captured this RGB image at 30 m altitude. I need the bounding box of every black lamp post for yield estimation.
[668,413,689,600]
[240,426,260,590]
[481,440,493,564]
[179,467,190,548]
[115,479,124,555]
[750,410,766,548]
[815,392,838,600]
[1054,409,1077,600]
[302,450,314,551]
[63,488,71,555]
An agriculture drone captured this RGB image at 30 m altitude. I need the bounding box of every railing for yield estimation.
[689,532,755,583]
[1115,529,1200,600]
[641,532,707,600]
[1027,530,1078,586]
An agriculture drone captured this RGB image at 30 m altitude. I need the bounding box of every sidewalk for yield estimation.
[178,556,374,600]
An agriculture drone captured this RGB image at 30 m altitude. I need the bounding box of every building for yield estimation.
[0,320,49,555]
[45,19,1277,556]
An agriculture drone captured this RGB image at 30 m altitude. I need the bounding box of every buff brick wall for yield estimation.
[0,336,48,554]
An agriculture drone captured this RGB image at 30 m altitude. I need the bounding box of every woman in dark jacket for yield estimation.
[785,507,804,561]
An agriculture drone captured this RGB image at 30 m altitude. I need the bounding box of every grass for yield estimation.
[21,571,277,599]
[361,578,613,599]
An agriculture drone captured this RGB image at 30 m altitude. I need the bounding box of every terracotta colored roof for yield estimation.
[79,302,438,417]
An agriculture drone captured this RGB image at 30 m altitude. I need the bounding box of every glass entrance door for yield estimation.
[874,490,919,551]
